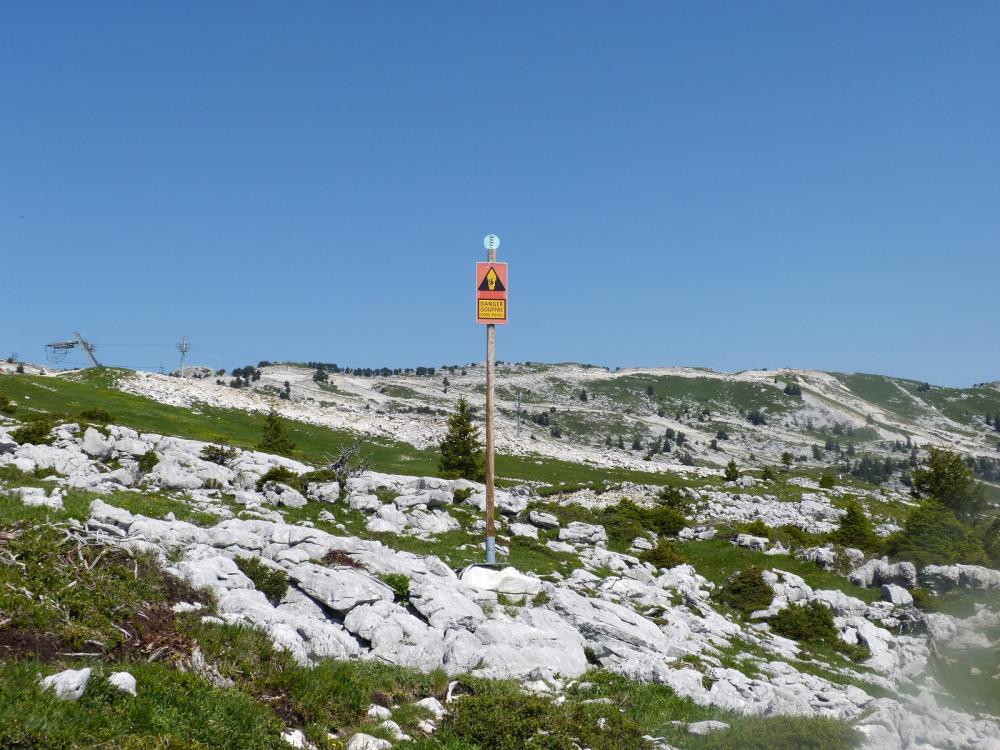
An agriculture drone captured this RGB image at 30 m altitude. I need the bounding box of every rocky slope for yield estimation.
[2,412,998,749]
[105,362,1000,480]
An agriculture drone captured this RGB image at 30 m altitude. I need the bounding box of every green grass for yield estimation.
[897,380,1000,431]
[0,659,288,750]
[108,491,223,526]
[675,539,882,604]
[563,671,859,750]
[832,373,926,421]
[0,464,221,527]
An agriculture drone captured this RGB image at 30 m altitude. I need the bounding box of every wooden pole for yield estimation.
[485,244,497,565]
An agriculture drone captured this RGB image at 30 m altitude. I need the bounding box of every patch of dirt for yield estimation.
[115,602,196,664]
[0,628,68,660]
[257,689,298,724]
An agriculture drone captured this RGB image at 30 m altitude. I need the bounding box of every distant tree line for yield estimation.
[307,362,437,378]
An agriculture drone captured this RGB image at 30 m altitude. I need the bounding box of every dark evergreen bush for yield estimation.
[718,566,773,616]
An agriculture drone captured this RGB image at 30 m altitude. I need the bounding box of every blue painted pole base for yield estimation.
[485,536,496,565]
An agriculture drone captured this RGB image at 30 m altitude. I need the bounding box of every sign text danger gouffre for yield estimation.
[476,262,508,325]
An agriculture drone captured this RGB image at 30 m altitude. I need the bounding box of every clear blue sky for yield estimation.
[3,3,998,385]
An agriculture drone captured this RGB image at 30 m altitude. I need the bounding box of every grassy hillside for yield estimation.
[0,370,686,490]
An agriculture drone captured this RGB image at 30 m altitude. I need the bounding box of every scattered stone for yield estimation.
[107,671,137,696]
[732,534,769,551]
[529,510,560,529]
[881,584,913,607]
[366,704,392,720]
[558,522,608,545]
[509,522,539,539]
[39,668,91,701]
[688,720,730,735]
[346,734,392,750]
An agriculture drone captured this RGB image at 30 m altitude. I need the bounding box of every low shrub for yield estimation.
[601,499,687,546]
[776,524,819,547]
[136,450,159,475]
[79,407,113,424]
[200,444,239,466]
[296,468,338,487]
[641,541,688,569]
[769,600,869,661]
[741,520,770,538]
[453,487,473,503]
[717,566,773,617]
[379,573,411,602]
[818,473,836,489]
[0,393,15,415]
[11,418,54,446]
[769,600,837,643]
[439,688,574,750]
[255,466,298,492]
[234,556,288,605]
[375,486,399,504]
[656,485,690,510]
[531,590,551,606]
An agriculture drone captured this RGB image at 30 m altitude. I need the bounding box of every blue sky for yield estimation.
[2,3,998,385]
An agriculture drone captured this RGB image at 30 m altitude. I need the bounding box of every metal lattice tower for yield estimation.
[176,336,191,378]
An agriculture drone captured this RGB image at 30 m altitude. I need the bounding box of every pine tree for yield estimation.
[724,459,740,482]
[617,435,624,449]
[258,408,295,456]
[438,397,485,482]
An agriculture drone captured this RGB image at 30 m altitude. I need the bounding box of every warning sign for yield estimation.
[476,262,508,324]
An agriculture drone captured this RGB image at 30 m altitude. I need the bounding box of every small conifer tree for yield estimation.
[724,459,740,481]
[258,408,295,456]
[832,499,878,551]
[438,397,485,481]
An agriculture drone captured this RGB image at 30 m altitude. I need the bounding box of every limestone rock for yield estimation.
[732,534,768,551]
[262,482,308,508]
[307,481,340,503]
[558,522,608,545]
[688,720,730,735]
[849,559,917,589]
[529,510,560,529]
[461,566,543,596]
[346,735,392,750]
[39,668,91,700]
[108,671,137,696]
[289,562,394,614]
[509,522,539,539]
[81,427,113,459]
[881,584,913,607]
